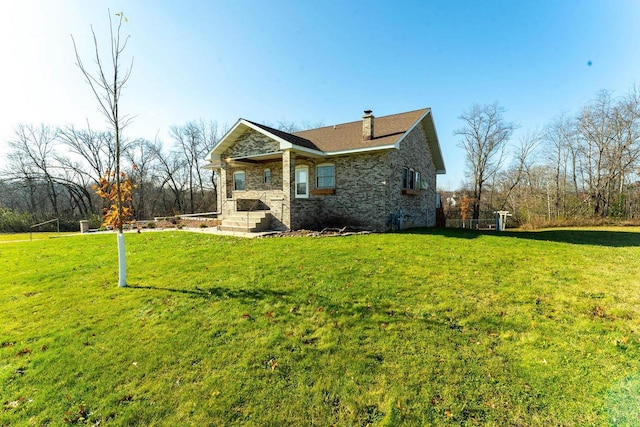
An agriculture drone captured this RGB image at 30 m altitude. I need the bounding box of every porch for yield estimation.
[215,150,310,232]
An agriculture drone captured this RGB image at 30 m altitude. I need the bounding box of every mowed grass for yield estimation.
[0,232,77,243]
[2,228,640,426]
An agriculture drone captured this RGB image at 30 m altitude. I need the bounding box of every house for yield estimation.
[205,108,445,232]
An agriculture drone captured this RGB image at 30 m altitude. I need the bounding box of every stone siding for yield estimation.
[225,129,280,158]
[386,123,437,228]
[289,153,389,231]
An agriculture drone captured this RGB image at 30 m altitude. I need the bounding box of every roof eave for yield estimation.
[325,144,397,156]
[282,142,326,157]
[423,111,446,174]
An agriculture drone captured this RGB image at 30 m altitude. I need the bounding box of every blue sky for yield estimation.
[1,0,639,189]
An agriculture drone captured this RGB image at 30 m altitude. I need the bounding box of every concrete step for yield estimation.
[227,211,271,218]
[218,225,263,233]
[220,211,271,233]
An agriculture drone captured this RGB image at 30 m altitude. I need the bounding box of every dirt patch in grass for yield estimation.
[262,227,373,238]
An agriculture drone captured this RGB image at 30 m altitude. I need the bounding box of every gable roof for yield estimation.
[207,108,445,174]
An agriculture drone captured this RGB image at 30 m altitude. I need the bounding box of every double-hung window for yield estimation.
[316,164,335,189]
[264,169,271,185]
[295,165,309,198]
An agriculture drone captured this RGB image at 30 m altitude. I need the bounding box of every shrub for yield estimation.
[146,221,156,229]
[0,208,34,232]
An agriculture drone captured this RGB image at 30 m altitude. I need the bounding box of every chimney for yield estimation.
[362,110,374,140]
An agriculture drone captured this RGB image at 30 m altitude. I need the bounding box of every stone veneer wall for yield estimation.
[386,123,437,228]
[226,129,280,158]
[289,152,389,230]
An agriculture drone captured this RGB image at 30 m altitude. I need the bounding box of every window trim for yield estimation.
[316,163,335,189]
[233,171,246,191]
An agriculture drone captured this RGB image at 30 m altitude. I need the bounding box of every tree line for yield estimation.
[0,120,222,231]
[449,86,640,227]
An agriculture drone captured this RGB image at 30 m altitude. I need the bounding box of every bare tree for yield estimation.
[72,10,133,287]
[498,129,541,211]
[576,91,614,216]
[608,88,640,216]
[5,124,60,216]
[197,119,223,211]
[169,120,221,213]
[275,119,326,133]
[126,138,163,219]
[543,115,576,220]
[151,143,189,214]
[455,103,516,220]
[57,123,118,187]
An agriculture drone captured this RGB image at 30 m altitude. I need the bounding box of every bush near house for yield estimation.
[2,228,640,425]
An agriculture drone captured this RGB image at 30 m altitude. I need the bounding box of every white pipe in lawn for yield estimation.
[117,232,127,287]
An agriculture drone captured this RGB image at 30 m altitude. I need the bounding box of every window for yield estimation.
[402,167,423,192]
[316,164,335,189]
[233,171,245,191]
[264,169,271,184]
[295,165,309,198]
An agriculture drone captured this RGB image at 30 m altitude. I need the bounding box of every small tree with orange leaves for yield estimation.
[73,10,132,287]
[460,195,476,227]
[93,171,135,229]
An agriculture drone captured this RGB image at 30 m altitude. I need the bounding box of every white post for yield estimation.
[117,232,127,287]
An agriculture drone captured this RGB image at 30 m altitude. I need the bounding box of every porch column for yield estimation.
[219,163,228,214]
[282,150,295,229]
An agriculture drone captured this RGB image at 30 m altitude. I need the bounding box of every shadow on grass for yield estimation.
[128,284,290,301]
[503,229,640,247]
[405,227,640,247]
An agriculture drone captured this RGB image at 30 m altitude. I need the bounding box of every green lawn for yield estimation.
[2,228,640,425]
[0,232,76,242]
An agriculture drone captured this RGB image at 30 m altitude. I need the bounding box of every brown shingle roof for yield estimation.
[292,108,430,152]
